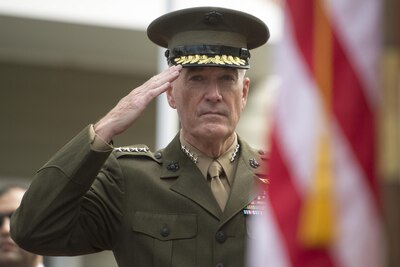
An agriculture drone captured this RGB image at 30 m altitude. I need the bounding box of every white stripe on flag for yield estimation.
[275,7,323,197]
[331,123,386,267]
[246,201,290,267]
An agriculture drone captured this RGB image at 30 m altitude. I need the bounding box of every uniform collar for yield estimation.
[179,131,239,186]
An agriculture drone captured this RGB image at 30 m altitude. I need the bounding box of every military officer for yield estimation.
[11,6,270,267]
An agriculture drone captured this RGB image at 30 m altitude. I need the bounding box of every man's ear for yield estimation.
[166,87,177,109]
[242,77,250,108]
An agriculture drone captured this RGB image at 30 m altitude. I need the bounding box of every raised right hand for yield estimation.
[94,65,182,143]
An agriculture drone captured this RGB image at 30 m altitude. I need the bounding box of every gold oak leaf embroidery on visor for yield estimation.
[174,54,246,66]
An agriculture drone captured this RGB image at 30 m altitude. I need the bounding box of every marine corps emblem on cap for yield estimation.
[147,6,270,69]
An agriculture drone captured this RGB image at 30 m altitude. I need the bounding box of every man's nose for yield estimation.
[205,83,222,102]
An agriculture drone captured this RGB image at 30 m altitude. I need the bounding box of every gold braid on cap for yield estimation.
[166,45,250,67]
[174,54,246,66]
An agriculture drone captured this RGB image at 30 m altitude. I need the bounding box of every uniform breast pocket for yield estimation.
[130,211,198,267]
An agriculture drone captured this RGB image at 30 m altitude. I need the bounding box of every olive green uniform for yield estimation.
[11,125,267,267]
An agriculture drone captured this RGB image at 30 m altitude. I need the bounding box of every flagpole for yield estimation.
[155,0,178,150]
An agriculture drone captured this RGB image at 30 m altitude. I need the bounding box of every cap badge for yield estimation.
[204,11,223,25]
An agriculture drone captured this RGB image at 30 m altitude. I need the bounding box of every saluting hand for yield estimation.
[94,65,182,143]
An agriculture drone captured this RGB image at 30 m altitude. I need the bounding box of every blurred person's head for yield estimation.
[0,184,43,267]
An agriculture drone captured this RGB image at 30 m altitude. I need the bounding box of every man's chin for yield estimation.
[198,125,233,139]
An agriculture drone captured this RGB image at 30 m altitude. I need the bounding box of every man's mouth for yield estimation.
[198,109,228,117]
[202,112,223,116]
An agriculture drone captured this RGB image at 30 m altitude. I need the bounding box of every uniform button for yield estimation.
[215,263,225,267]
[154,151,162,159]
[215,231,226,243]
[160,227,170,237]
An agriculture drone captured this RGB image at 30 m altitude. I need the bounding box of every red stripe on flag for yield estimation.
[332,37,380,206]
[286,0,315,72]
[268,129,335,267]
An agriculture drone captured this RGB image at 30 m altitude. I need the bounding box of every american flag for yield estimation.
[247,0,386,266]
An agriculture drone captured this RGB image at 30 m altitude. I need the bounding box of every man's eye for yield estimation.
[221,75,235,81]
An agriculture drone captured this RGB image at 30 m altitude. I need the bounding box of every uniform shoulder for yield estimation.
[240,141,269,180]
[238,138,269,161]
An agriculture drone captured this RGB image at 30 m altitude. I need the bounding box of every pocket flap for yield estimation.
[131,211,197,241]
